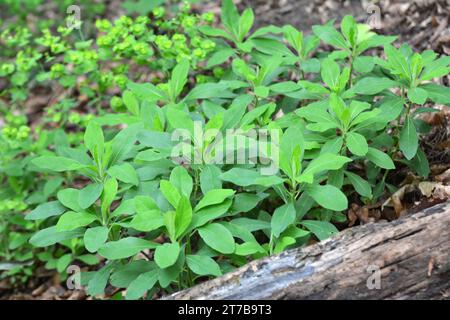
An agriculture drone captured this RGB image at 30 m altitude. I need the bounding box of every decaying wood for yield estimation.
[165,201,450,300]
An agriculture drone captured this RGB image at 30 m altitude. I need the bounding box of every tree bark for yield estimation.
[165,200,450,300]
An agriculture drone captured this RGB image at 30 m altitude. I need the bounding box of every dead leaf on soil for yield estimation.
[383,181,450,217]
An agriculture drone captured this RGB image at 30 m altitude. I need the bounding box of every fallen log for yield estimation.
[166,200,450,300]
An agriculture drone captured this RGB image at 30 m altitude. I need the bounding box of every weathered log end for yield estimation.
[165,201,450,300]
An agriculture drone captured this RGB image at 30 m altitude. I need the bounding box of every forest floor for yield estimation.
[2,0,450,300]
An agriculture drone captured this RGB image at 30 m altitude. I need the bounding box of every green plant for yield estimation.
[0,0,449,299]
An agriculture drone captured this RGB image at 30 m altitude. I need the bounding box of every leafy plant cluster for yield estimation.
[0,1,214,284]
[1,0,449,298]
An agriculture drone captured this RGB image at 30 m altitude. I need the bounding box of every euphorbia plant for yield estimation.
[0,0,447,300]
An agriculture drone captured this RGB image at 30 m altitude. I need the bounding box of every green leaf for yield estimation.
[421,83,450,105]
[56,211,97,231]
[189,199,232,230]
[366,147,395,169]
[98,237,159,260]
[383,44,410,79]
[230,193,263,214]
[250,25,283,38]
[76,254,100,265]
[56,253,72,273]
[353,77,397,95]
[356,35,396,54]
[84,121,104,157]
[101,178,118,215]
[32,156,87,172]
[222,222,259,244]
[207,48,235,68]
[123,90,140,116]
[409,147,430,178]
[125,270,159,300]
[198,223,235,254]
[302,58,321,73]
[163,211,177,241]
[271,202,296,238]
[296,106,338,128]
[399,116,418,160]
[254,86,269,98]
[329,93,347,120]
[222,94,253,129]
[235,242,266,255]
[328,169,344,188]
[78,183,103,209]
[321,59,340,90]
[221,0,240,37]
[135,195,159,212]
[312,25,348,49]
[353,56,375,73]
[57,188,82,211]
[111,199,136,217]
[407,87,428,105]
[321,136,344,154]
[251,38,292,56]
[169,59,189,99]
[158,247,185,288]
[186,255,222,277]
[232,58,256,81]
[87,263,113,296]
[43,177,64,198]
[166,107,194,135]
[377,96,405,123]
[283,25,303,53]
[154,242,180,269]
[108,163,139,186]
[269,82,301,94]
[305,184,348,211]
[169,166,193,198]
[340,15,357,45]
[345,171,372,198]
[160,180,181,208]
[109,123,142,166]
[238,8,254,41]
[129,209,163,232]
[127,82,167,102]
[200,165,222,194]
[420,56,450,81]
[346,132,368,156]
[411,54,424,83]
[283,225,311,239]
[220,168,283,187]
[199,26,233,40]
[84,226,109,253]
[231,218,270,232]
[195,189,235,211]
[174,196,192,239]
[273,236,296,254]
[279,124,305,179]
[136,148,170,162]
[110,261,155,288]
[301,220,338,241]
[298,153,351,183]
[26,201,66,220]
[183,83,233,101]
[29,226,84,247]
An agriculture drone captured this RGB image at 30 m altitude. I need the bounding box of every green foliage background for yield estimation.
[0,0,449,298]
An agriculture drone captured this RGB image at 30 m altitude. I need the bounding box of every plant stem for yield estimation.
[192,168,199,201]
[348,48,357,88]
[269,233,274,256]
